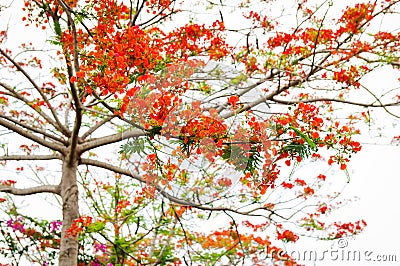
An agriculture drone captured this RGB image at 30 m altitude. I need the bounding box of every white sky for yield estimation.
[287,143,400,266]
[1,0,400,265]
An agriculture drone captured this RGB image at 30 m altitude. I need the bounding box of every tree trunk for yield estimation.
[59,159,80,266]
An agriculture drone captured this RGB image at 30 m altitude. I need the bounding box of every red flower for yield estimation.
[115,199,130,213]
[65,215,93,238]
[147,153,157,163]
[227,95,239,107]
[277,229,299,243]
[0,180,16,186]
[294,179,306,186]
[281,182,294,189]
[318,205,328,214]
[303,186,314,195]
[217,177,232,187]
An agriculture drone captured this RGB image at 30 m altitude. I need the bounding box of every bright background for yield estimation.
[1,0,400,265]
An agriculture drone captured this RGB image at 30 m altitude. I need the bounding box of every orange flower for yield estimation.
[227,95,239,107]
[277,230,299,243]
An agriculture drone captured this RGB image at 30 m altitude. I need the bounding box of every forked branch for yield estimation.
[0,51,69,135]
[80,158,285,219]
[80,129,146,152]
[0,119,65,153]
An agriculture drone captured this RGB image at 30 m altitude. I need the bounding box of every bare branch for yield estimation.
[80,158,142,179]
[130,0,147,26]
[0,113,67,145]
[0,154,61,161]
[0,82,65,134]
[0,53,69,135]
[220,78,303,119]
[80,128,146,152]
[360,83,400,119]
[79,158,283,219]
[80,116,116,140]
[214,70,279,113]
[0,185,60,196]
[271,97,400,108]
[54,0,83,165]
[0,118,65,153]
[80,158,214,207]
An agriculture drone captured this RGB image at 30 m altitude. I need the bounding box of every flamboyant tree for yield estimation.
[0,0,399,265]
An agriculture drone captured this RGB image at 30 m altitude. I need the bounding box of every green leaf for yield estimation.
[230,73,248,85]
[86,221,105,233]
[54,21,62,37]
[119,138,148,156]
[289,126,317,150]
[300,219,324,230]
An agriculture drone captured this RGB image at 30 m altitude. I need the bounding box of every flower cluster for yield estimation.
[277,229,299,243]
[65,215,93,238]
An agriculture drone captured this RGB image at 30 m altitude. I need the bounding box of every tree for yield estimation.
[0,0,399,265]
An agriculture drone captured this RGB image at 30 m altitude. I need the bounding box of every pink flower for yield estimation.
[50,221,62,232]
[6,217,25,233]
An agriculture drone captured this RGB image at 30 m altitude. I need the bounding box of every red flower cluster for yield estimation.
[281,182,294,189]
[331,220,367,239]
[65,215,93,238]
[180,115,227,143]
[0,180,16,186]
[277,229,299,243]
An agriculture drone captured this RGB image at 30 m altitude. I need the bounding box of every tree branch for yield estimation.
[79,158,282,218]
[0,118,65,153]
[90,91,147,132]
[271,97,400,108]
[55,0,83,165]
[0,82,64,134]
[80,128,146,152]
[79,158,213,207]
[0,53,69,136]
[56,0,80,74]
[130,0,147,26]
[0,113,67,145]
[0,185,61,196]
[0,154,61,161]
[220,78,303,119]
[80,115,116,140]
[214,70,279,113]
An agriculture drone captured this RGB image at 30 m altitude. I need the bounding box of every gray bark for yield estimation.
[58,158,80,266]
